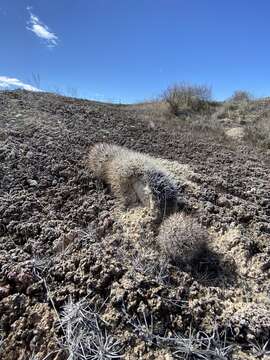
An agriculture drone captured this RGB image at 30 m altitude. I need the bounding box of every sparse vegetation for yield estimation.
[161,83,212,116]
[122,307,158,346]
[169,327,234,360]
[244,117,270,149]
[129,250,170,285]
[1,90,270,359]
[249,339,270,358]
[58,298,124,359]
[122,305,234,360]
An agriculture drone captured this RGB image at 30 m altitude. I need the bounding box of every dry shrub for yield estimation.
[157,213,208,265]
[229,90,253,103]
[161,83,212,116]
[244,117,270,149]
[58,298,124,358]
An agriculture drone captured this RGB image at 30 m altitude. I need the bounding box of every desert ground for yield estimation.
[0,90,270,359]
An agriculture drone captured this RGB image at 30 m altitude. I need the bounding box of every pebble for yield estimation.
[27,179,38,187]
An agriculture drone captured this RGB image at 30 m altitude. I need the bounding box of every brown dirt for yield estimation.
[0,90,270,359]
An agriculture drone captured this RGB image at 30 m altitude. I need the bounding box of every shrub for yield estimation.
[161,83,212,116]
[229,90,253,103]
[157,213,208,265]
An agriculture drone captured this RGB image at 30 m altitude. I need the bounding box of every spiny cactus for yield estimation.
[87,142,124,180]
[157,213,208,265]
[107,151,150,208]
[145,168,178,219]
[87,143,179,218]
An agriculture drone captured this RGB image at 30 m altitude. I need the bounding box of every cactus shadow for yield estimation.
[190,247,237,288]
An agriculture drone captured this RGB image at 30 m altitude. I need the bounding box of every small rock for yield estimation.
[8,150,16,159]
[0,284,11,299]
[27,179,38,187]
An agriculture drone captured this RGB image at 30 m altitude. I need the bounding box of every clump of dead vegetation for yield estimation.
[168,327,234,360]
[244,117,270,150]
[228,90,253,103]
[57,298,124,359]
[122,303,234,359]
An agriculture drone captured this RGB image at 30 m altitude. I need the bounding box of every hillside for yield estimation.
[0,90,270,359]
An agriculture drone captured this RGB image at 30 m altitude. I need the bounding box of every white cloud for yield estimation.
[0,76,41,92]
[26,8,58,47]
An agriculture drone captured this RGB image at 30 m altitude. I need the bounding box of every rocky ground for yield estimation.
[0,90,270,359]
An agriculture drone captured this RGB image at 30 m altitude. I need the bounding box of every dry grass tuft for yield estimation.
[170,326,234,359]
[244,117,270,150]
[58,297,124,359]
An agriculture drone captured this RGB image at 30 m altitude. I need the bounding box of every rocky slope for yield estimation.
[0,90,270,359]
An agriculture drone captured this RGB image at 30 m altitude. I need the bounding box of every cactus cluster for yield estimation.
[87,143,208,264]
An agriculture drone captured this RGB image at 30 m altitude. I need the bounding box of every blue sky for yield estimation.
[1,0,270,103]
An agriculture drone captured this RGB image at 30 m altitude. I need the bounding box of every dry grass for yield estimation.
[122,304,234,360]
[127,90,270,154]
[123,100,170,127]
[244,117,270,150]
[58,297,124,359]
[170,326,234,359]
[249,340,270,358]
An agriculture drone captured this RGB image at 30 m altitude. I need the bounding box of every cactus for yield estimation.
[87,143,179,218]
[87,142,124,180]
[157,213,208,265]
[145,168,178,219]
